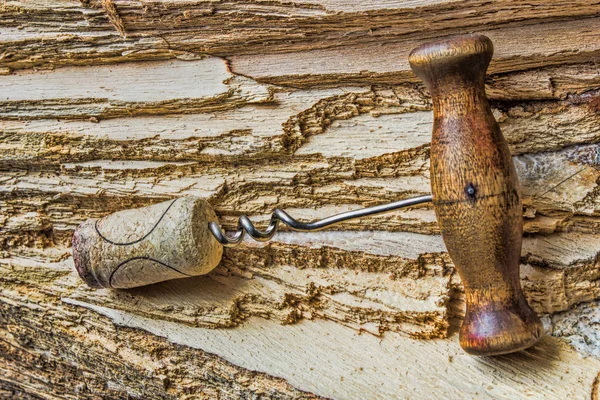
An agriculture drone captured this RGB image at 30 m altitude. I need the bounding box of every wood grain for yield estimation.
[1,0,600,397]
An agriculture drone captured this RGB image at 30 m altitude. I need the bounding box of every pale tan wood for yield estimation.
[3,0,600,73]
[60,301,600,400]
[228,18,600,87]
[0,58,272,119]
[3,253,600,398]
[1,0,600,398]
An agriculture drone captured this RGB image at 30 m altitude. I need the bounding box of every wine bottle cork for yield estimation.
[72,196,223,289]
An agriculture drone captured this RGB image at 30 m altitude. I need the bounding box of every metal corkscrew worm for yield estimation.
[72,33,544,357]
[209,195,433,247]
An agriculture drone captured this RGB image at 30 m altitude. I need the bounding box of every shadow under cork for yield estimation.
[68,266,257,329]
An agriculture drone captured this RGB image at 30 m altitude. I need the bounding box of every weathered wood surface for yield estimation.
[1,1,600,398]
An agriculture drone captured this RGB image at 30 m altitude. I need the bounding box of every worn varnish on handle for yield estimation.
[409,34,543,355]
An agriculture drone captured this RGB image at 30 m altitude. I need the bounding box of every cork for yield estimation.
[72,196,223,289]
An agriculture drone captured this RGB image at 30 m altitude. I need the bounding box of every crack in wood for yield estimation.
[101,0,127,37]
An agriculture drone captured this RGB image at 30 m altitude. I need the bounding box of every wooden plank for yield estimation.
[2,1,600,397]
[0,58,272,119]
[3,0,600,72]
[550,300,600,358]
[2,85,599,179]
[228,18,600,87]
[63,300,600,400]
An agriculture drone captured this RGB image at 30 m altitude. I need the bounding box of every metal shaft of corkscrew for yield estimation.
[209,194,433,247]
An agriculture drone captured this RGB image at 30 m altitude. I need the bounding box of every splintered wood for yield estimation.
[1,0,600,398]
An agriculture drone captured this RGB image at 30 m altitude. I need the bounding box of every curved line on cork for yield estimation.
[95,198,179,246]
[109,256,192,288]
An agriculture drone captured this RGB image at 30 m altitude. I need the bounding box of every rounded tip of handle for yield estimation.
[459,303,544,356]
[409,34,493,68]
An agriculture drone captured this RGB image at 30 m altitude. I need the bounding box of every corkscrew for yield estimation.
[209,195,432,246]
[74,195,432,288]
[72,34,543,356]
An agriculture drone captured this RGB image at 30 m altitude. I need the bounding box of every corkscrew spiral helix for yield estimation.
[208,195,433,247]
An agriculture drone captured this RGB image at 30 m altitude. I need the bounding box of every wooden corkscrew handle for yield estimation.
[409,34,543,355]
